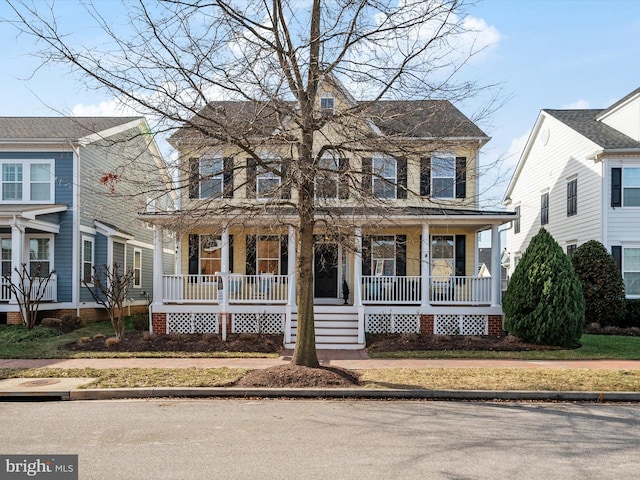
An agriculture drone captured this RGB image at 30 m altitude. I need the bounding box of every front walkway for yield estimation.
[2,353,640,370]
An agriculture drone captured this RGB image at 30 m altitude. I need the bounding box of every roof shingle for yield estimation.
[0,117,142,141]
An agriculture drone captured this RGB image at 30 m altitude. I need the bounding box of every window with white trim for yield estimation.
[431,235,454,278]
[1,238,11,278]
[623,168,640,206]
[257,163,281,199]
[199,235,222,276]
[431,155,455,198]
[200,156,223,198]
[371,236,395,276]
[623,247,640,296]
[133,248,142,288]
[82,237,94,285]
[320,96,335,113]
[0,160,54,203]
[372,156,396,199]
[257,236,280,274]
[28,236,52,276]
[316,154,339,199]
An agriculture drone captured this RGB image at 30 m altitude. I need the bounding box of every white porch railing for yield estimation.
[162,274,289,304]
[361,275,492,305]
[429,276,491,305]
[362,276,421,304]
[0,275,57,302]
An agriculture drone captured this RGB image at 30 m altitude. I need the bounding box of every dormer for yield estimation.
[597,87,640,142]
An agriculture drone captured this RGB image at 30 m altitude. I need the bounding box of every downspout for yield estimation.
[70,141,81,317]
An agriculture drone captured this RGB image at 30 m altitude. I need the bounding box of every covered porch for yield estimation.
[145,209,512,348]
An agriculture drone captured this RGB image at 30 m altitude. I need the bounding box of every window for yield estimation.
[0,160,54,203]
[200,156,223,198]
[316,155,339,199]
[623,248,640,296]
[514,206,521,234]
[371,236,395,276]
[133,249,142,288]
[566,244,577,256]
[372,157,396,199]
[431,155,455,198]
[567,178,577,216]
[257,164,281,199]
[431,235,454,278]
[257,236,280,274]
[623,168,640,206]
[541,192,549,225]
[82,237,94,285]
[320,96,335,113]
[199,235,222,275]
[1,238,11,278]
[28,237,52,276]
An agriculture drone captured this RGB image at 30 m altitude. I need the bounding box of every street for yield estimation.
[2,399,639,479]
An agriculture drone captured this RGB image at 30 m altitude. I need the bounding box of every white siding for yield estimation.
[604,155,640,248]
[506,113,603,271]
[599,95,640,142]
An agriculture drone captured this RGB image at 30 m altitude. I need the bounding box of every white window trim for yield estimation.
[256,158,282,200]
[371,235,396,277]
[200,155,224,199]
[622,166,640,208]
[431,153,455,199]
[0,159,55,204]
[372,155,397,199]
[25,234,54,275]
[257,236,280,275]
[82,235,95,286]
[320,96,335,113]
[133,247,142,288]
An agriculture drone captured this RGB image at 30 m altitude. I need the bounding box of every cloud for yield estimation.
[504,131,530,171]
[71,98,137,116]
[459,15,501,62]
[562,99,590,109]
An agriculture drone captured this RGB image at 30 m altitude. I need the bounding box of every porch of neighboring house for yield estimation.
[148,216,509,349]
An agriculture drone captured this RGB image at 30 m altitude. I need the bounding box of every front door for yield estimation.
[314,243,338,298]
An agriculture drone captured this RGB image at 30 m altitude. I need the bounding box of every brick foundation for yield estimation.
[7,311,22,325]
[226,313,232,334]
[488,315,504,336]
[419,314,434,335]
[152,312,167,335]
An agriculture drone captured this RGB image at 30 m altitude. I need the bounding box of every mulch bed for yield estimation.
[234,365,361,388]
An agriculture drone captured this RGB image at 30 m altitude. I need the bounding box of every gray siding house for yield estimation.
[0,117,174,324]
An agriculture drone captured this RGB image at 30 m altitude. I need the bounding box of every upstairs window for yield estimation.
[567,178,577,216]
[372,156,396,199]
[200,156,223,199]
[0,160,54,203]
[623,168,640,206]
[316,155,339,199]
[257,164,282,199]
[514,206,521,234]
[431,155,455,198]
[320,96,335,114]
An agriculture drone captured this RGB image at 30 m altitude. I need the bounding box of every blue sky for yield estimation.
[1,0,640,209]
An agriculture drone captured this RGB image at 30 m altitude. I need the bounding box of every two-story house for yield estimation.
[0,116,174,324]
[142,76,514,349]
[504,87,640,298]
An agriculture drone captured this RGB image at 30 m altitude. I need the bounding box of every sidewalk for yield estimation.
[2,351,640,402]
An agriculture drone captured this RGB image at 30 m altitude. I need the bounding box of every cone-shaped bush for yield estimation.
[503,228,584,346]
[571,240,625,327]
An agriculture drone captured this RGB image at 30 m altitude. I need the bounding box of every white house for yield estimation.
[503,87,640,298]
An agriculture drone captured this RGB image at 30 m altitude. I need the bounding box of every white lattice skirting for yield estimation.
[232,313,285,334]
[435,314,487,335]
[167,313,219,334]
[365,313,419,333]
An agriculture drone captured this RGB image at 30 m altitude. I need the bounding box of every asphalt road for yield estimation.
[2,399,639,479]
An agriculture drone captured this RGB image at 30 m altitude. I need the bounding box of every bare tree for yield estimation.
[7,0,502,367]
[2,263,55,330]
[83,263,134,339]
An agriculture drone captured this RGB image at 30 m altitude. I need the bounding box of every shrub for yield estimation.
[104,337,121,347]
[60,314,85,333]
[571,240,626,327]
[503,228,585,346]
[41,318,63,330]
[129,313,149,332]
[77,336,91,344]
[624,299,640,328]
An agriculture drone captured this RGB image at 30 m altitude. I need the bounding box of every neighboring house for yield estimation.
[503,87,640,298]
[142,76,514,349]
[0,116,174,324]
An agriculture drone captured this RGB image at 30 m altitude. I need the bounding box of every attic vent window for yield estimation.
[320,96,335,113]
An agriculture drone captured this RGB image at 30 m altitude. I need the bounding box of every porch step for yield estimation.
[286,307,363,350]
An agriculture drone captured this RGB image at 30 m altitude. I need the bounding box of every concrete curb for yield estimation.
[64,387,640,402]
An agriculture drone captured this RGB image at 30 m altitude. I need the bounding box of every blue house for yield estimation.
[0,117,174,324]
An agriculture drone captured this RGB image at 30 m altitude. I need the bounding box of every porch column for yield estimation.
[420,224,430,308]
[285,225,296,345]
[220,226,230,341]
[354,227,362,307]
[152,225,164,307]
[9,223,24,305]
[490,225,501,307]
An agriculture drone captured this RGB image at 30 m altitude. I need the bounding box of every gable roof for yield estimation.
[169,98,487,145]
[543,109,640,149]
[0,117,143,142]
